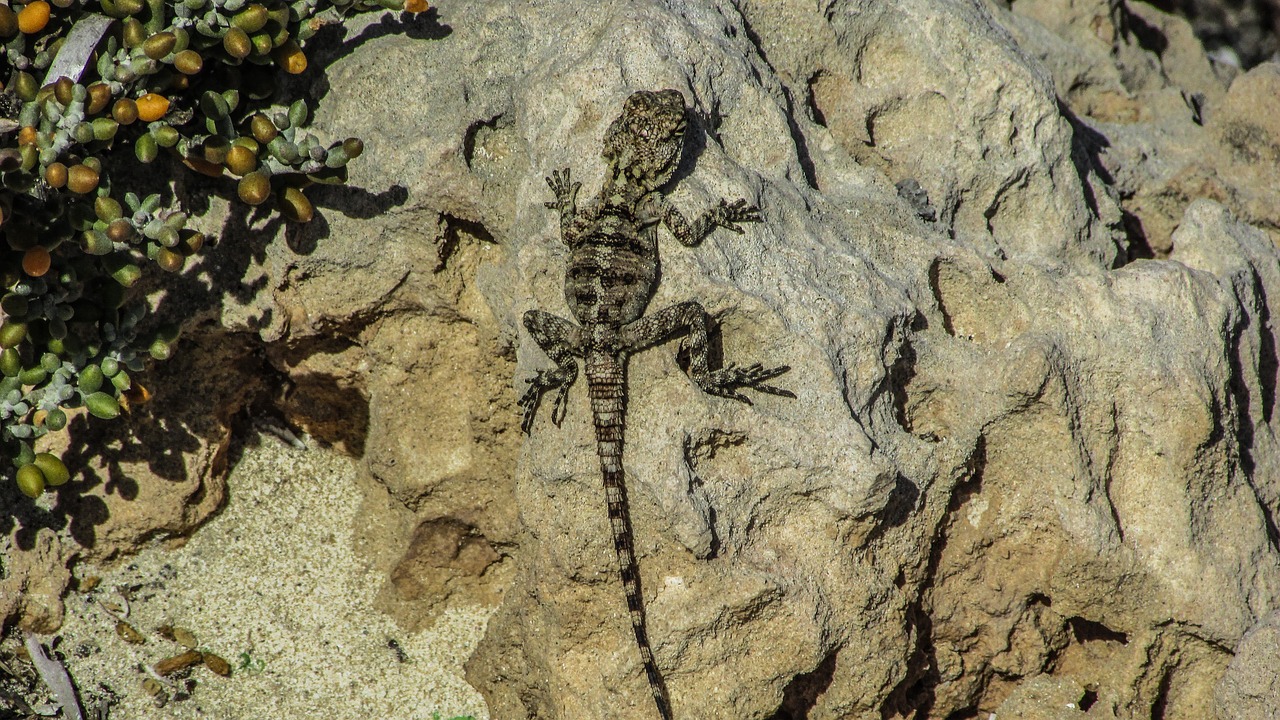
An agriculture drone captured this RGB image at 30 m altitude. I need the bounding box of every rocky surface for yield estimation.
[5,1,1280,718]
[1150,0,1280,68]
[1215,609,1280,720]
[5,439,491,719]
[1,334,258,633]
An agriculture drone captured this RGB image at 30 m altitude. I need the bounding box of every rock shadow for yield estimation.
[881,436,986,719]
[769,650,838,720]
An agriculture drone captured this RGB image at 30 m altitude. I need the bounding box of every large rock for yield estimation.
[1216,609,1280,720]
[307,1,1278,718]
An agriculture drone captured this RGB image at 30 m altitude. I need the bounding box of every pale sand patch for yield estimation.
[49,436,492,720]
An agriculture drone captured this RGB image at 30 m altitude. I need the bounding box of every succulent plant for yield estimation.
[2,0,426,496]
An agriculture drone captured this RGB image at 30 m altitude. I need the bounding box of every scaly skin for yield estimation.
[520,89,792,720]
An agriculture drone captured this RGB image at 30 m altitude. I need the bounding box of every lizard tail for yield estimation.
[587,353,673,720]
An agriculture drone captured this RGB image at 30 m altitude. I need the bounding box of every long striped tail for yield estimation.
[586,351,672,720]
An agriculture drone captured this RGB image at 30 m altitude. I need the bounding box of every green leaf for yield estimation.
[84,391,121,419]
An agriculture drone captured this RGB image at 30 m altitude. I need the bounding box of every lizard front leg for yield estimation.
[655,195,762,247]
[621,301,793,403]
[544,167,583,245]
[520,309,584,433]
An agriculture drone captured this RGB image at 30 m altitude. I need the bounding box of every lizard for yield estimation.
[519,88,793,720]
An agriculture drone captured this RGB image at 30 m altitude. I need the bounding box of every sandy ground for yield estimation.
[22,435,493,720]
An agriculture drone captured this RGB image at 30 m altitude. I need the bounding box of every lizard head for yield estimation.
[601,89,687,191]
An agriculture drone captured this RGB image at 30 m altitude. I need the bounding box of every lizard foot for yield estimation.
[713,198,763,234]
[697,362,794,404]
[543,167,581,214]
[519,366,576,433]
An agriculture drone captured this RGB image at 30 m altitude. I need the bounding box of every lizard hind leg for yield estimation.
[520,310,584,433]
[621,300,794,404]
[519,366,577,433]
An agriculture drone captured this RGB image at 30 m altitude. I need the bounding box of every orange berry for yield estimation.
[18,126,37,146]
[223,144,258,176]
[271,40,307,74]
[106,219,133,243]
[44,161,67,188]
[222,26,251,59]
[22,246,51,277]
[237,172,270,205]
[278,186,313,222]
[121,382,151,410]
[404,0,428,12]
[86,83,113,114]
[66,163,100,193]
[173,49,203,75]
[17,1,50,34]
[155,247,184,273]
[112,98,138,124]
[135,93,170,122]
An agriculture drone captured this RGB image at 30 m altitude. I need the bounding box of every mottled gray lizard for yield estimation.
[520,88,792,719]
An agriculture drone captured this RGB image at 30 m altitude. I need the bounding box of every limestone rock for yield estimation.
[0,528,73,634]
[999,0,1280,262]
[995,675,1116,719]
[266,1,1280,717]
[2,334,255,632]
[1216,610,1280,720]
[1156,0,1280,68]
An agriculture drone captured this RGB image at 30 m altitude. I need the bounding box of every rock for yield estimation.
[1216,610,1280,720]
[45,334,255,560]
[996,0,1236,258]
[216,0,1280,717]
[0,527,73,633]
[995,675,1116,719]
[290,1,1280,718]
[1206,62,1280,235]
[740,0,1126,268]
[3,334,257,632]
[1157,0,1280,68]
[1000,0,1280,262]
